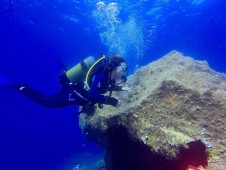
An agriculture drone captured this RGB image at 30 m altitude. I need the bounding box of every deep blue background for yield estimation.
[0,0,225,170]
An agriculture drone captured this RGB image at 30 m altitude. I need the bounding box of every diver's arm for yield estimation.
[89,73,118,107]
[108,86,123,91]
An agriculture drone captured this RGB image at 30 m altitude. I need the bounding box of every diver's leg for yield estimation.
[41,93,77,108]
[20,86,75,108]
[40,91,89,108]
[9,84,88,108]
[20,85,50,105]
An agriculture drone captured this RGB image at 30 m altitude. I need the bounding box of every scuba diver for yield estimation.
[7,55,130,111]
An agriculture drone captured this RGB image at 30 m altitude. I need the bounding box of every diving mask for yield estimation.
[117,65,128,76]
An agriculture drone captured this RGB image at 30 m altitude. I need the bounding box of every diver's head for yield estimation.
[108,55,128,81]
[111,63,128,80]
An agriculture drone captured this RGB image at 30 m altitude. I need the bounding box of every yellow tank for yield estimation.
[65,56,95,83]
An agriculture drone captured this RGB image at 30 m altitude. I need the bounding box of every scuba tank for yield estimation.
[65,56,95,83]
[59,55,106,87]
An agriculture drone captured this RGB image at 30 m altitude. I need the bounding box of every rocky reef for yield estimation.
[79,51,226,170]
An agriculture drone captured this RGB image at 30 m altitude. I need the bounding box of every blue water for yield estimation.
[0,0,225,170]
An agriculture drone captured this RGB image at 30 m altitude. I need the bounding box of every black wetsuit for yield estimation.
[21,70,122,108]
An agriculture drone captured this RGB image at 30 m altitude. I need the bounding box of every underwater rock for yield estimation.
[79,50,226,170]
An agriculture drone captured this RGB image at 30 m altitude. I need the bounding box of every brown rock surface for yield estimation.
[79,51,226,170]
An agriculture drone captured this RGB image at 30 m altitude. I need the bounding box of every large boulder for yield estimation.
[79,51,226,170]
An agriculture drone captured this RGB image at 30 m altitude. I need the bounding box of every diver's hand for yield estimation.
[105,96,118,107]
[122,86,131,92]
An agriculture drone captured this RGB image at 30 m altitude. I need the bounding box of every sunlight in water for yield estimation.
[92,1,145,62]
[190,0,205,5]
